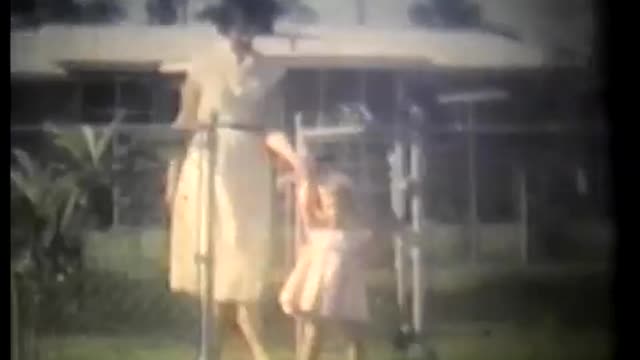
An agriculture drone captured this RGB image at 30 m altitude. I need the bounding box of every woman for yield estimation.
[165,16,302,360]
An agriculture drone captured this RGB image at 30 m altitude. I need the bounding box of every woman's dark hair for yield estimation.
[212,0,281,35]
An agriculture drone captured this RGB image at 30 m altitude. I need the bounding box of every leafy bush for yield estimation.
[11,119,120,356]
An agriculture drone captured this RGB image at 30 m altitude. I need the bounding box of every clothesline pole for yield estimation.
[196,125,216,360]
[293,113,305,360]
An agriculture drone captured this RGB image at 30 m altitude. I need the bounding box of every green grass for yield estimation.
[39,324,612,360]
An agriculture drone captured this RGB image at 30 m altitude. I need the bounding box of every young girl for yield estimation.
[279,168,371,360]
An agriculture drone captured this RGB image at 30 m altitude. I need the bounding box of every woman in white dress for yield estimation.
[165,19,302,360]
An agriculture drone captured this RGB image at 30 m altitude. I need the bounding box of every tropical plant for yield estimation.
[10,118,120,358]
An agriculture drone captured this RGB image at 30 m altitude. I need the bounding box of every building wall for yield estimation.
[11,66,611,265]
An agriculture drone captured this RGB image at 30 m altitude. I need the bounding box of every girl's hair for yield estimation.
[318,170,361,229]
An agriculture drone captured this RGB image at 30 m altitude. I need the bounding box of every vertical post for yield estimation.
[409,126,424,335]
[293,113,304,360]
[111,79,122,228]
[519,167,529,264]
[394,233,407,311]
[198,126,216,360]
[207,127,216,360]
[466,103,478,263]
[194,128,206,360]
[390,73,407,312]
[410,245,423,334]
[391,135,407,310]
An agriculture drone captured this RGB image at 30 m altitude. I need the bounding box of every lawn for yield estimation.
[38,325,612,360]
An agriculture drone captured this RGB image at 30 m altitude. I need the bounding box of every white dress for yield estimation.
[279,229,371,324]
[169,40,286,303]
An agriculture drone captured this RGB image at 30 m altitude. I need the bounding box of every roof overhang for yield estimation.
[11,24,571,77]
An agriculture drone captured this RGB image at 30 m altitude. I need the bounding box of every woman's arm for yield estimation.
[171,75,201,130]
[165,72,200,209]
[265,131,304,178]
[165,158,180,210]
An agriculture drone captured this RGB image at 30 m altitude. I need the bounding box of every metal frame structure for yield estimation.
[284,77,548,351]
[288,72,431,352]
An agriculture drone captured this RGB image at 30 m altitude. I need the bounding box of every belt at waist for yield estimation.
[193,119,265,134]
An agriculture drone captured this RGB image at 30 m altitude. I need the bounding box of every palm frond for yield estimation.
[44,123,89,165]
[92,112,123,168]
[11,150,43,207]
[12,149,37,179]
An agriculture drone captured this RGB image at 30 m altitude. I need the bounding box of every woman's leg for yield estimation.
[299,320,323,360]
[236,302,271,360]
[210,302,234,360]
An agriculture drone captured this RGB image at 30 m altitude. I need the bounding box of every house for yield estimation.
[10,2,608,265]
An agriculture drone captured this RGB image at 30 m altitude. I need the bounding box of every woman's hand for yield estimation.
[265,131,308,180]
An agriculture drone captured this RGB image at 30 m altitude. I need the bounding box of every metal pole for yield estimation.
[112,80,122,228]
[519,167,529,264]
[194,127,206,360]
[391,132,407,311]
[394,233,407,311]
[466,103,478,263]
[409,130,424,335]
[410,245,423,334]
[293,113,304,360]
[197,126,215,360]
[390,74,407,312]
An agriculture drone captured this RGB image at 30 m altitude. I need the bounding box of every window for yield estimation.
[120,80,152,112]
[285,70,321,129]
[475,135,518,222]
[80,75,165,124]
[365,70,394,122]
[84,82,115,110]
[325,70,362,113]
[11,80,77,125]
[152,79,181,124]
[424,133,470,223]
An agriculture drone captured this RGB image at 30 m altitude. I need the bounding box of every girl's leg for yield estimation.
[236,302,271,360]
[346,337,365,360]
[299,320,323,360]
[344,324,365,360]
